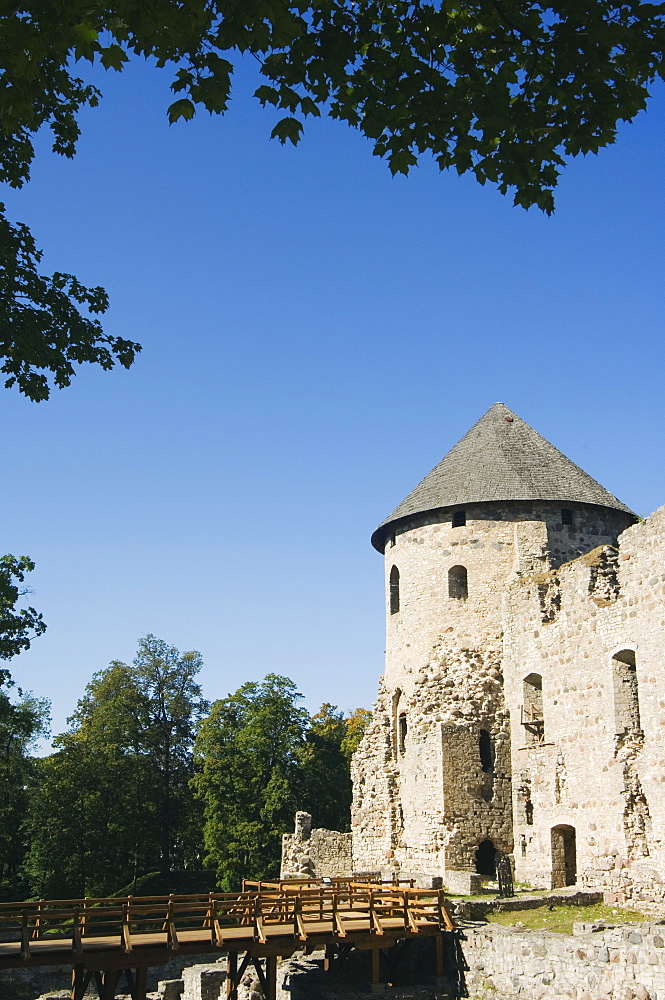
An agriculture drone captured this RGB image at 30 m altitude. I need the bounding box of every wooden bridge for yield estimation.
[0,879,456,1000]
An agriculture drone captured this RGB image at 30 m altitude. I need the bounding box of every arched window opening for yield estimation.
[521,673,544,743]
[612,649,641,735]
[398,713,407,755]
[389,565,400,614]
[452,510,466,527]
[391,689,402,761]
[448,565,468,600]
[475,839,496,877]
[551,825,576,888]
[479,729,493,772]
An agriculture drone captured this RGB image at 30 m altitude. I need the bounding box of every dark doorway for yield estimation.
[475,839,496,877]
[479,729,493,772]
[551,825,576,888]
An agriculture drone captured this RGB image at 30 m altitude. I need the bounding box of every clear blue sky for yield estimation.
[1,58,663,747]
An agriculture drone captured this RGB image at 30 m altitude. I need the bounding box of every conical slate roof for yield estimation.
[372,403,634,551]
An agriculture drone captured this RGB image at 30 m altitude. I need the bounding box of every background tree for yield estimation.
[24,637,206,898]
[299,703,370,831]
[194,674,308,889]
[195,683,370,888]
[1,2,663,397]
[0,688,49,899]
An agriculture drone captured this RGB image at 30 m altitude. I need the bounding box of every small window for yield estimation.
[522,673,544,743]
[448,565,468,600]
[398,713,407,754]
[561,509,573,526]
[452,510,466,527]
[612,649,640,735]
[479,729,493,772]
[389,532,396,547]
[389,565,400,614]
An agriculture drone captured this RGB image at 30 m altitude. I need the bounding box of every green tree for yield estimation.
[0,687,49,899]
[194,674,308,889]
[0,556,46,680]
[24,637,206,898]
[1,2,663,397]
[340,706,372,761]
[299,704,371,831]
[130,635,208,875]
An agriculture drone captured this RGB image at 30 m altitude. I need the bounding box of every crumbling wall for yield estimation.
[504,506,665,899]
[281,812,352,879]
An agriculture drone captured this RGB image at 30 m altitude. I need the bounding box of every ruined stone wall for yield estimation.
[462,920,665,1000]
[504,505,665,897]
[281,812,352,879]
[353,500,630,881]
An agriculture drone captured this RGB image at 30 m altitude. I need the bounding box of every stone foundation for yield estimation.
[461,920,665,999]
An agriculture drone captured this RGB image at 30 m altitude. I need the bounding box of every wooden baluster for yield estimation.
[32,899,44,941]
[122,902,132,953]
[72,907,83,961]
[254,895,266,944]
[167,895,179,951]
[20,911,30,961]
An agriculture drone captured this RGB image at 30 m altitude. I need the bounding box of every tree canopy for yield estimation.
[0,555,46,682]
[25,637,207,898]
[0,1,663,397]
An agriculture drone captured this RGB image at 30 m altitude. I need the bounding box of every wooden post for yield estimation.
[265,955,277,1000]
[371,948,383,994]
[133,965,148,1000]
[324,943,335,972]
[434,933,446,986]
[227,951,238,1000]
[70,964,85,1000]
[98,970,120,1000]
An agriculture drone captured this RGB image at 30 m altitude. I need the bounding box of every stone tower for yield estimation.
[351,402,635,884]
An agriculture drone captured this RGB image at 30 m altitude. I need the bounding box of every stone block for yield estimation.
[158,981,184,1000]
[444,870,483,895]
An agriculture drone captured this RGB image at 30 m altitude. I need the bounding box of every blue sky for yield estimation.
[1,58,663,746]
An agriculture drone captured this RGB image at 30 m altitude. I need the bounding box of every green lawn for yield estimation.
[486,902,651,935]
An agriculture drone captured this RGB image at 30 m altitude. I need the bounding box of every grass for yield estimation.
[486,902,651,935]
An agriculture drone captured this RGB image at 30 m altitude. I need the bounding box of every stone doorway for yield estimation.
[475,839,497,877]
[551,824,576,888]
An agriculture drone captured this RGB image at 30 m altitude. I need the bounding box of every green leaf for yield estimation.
[167,99,196,124]
[270,116,304,146]
[99,45,128,72]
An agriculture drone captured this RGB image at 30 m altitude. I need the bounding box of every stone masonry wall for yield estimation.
[503,505,665,897]
[462,920,665,1000]
[353,501,628,881]
[281,812,352,879]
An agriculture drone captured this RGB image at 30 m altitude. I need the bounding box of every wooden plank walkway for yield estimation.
[0,880,456,1000]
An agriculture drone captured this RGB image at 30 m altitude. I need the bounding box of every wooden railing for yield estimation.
[0,885,455,961]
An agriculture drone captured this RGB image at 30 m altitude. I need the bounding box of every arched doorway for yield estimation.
[551,825,576,888]
[475,839,496,877]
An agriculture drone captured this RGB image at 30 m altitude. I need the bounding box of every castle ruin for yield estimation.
[347,402,665,899]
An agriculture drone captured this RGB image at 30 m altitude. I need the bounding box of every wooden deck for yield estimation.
[0,881,456,1000]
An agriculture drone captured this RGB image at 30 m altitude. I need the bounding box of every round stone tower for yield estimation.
[351,403,635,884]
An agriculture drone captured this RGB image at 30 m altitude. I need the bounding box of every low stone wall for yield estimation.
[281,812,353,879]
[454,889,603,921]
[461,921,665,999]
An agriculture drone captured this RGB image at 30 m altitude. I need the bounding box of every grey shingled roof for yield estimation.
[372,403,634,551]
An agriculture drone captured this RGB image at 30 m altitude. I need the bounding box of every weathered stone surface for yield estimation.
[281,812,353,879]
[346,404,665,901]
